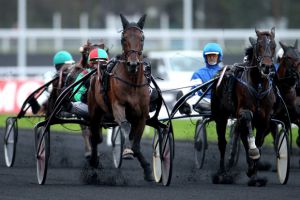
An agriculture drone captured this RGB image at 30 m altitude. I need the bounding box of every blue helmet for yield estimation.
[203,43,223,64]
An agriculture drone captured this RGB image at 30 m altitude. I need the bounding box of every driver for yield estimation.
[67,48,109,119]
[179,43,223,114]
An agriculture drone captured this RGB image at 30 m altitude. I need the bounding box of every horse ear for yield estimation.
[294,39,298,48]
[137,14,147,29]
[271,27,275,38]
[249,37,256,47]
[255,27,260,36]
[120,14,129,30]
[86,39,92,47]
[279,41,287,52]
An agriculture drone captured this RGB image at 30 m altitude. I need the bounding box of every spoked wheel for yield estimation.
[152,129,162,183]
[226,120,241,168]
[276,129,290,184]
[34,125,50,185]
[111,126,124,168]
[161,126,173,186]
[4,117,18,167]
[194,119,207,169]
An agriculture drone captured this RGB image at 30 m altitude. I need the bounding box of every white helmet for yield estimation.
[276,48,284,60]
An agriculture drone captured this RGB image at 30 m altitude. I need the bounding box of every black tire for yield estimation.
[111,126,124,168]
[152,129,162,183]
[35,125,50,185]
[4,117,18,167]
[226,120,241,168]
[161,127,173,186]
[276,129,290,184]
[194,119,207,169]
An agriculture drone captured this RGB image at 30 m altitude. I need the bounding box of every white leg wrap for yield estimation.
[248,136,257,149]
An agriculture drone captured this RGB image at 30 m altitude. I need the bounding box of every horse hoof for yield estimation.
[85,151,92,160]
[248,176,268,187]
[248,148,260,160]
[257,161,271,171]
[89,155,99,168]
[122,148,134,160]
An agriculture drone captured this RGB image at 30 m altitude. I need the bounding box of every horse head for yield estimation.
[249,27,276,76]
[79,40,108,67]
[120,14,146,74]
[279,40,300,74]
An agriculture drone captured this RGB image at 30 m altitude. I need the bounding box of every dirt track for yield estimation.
[1,128,300,200]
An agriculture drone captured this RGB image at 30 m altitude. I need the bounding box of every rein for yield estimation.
[110,59,150,88]
[235,65,274,100]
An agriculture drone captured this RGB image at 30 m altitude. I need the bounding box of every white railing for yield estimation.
[1,28,300,76]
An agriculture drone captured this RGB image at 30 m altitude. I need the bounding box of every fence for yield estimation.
[0,28,300,76]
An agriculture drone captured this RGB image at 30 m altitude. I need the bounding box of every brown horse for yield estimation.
[211,27,276,186]
[47,41,108,157]
[87,14,153,181]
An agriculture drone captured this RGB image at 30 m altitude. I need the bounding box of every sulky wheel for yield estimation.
[194,119,208,169]
[161,126,174,186]
[152,128,162,183]
[4,117,18,168]
[276,128,290,185]
[111,126,124,168]
[34,125,50,185]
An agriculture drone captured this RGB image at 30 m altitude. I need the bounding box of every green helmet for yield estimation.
[53,51,75,65]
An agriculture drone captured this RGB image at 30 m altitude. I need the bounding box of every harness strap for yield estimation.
[235,77,273,100]
[111,75,149,88]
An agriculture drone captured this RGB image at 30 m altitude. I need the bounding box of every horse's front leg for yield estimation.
[239,110,260,160]
[131,120,154,182]
[112,103,134,159]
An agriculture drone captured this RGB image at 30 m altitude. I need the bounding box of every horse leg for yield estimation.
[112,103,134,159]
[239,109,260,160]
[131,120,154,182]
[80,124,92,158]
[296,123,300,147]
[88,121,103,168]
[213,116,233,184]
[246,128,268,187]
[227,121,240,170]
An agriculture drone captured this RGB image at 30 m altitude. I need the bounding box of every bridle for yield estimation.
[253,34,276,77]
[121,26,145,67]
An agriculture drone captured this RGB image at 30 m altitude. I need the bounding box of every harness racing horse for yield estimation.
[48,41,108,157]
[87,14,154,181]
[271,40,300,145]
[211,27,276,186]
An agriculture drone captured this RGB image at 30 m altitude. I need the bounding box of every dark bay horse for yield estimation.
[211,28,276,186]
[271,40,300,144]
[87,14,153,181]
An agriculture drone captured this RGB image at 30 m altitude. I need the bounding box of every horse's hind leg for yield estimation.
[80,125,92,158]
[89,122,103,168]
[213,116,233,184]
